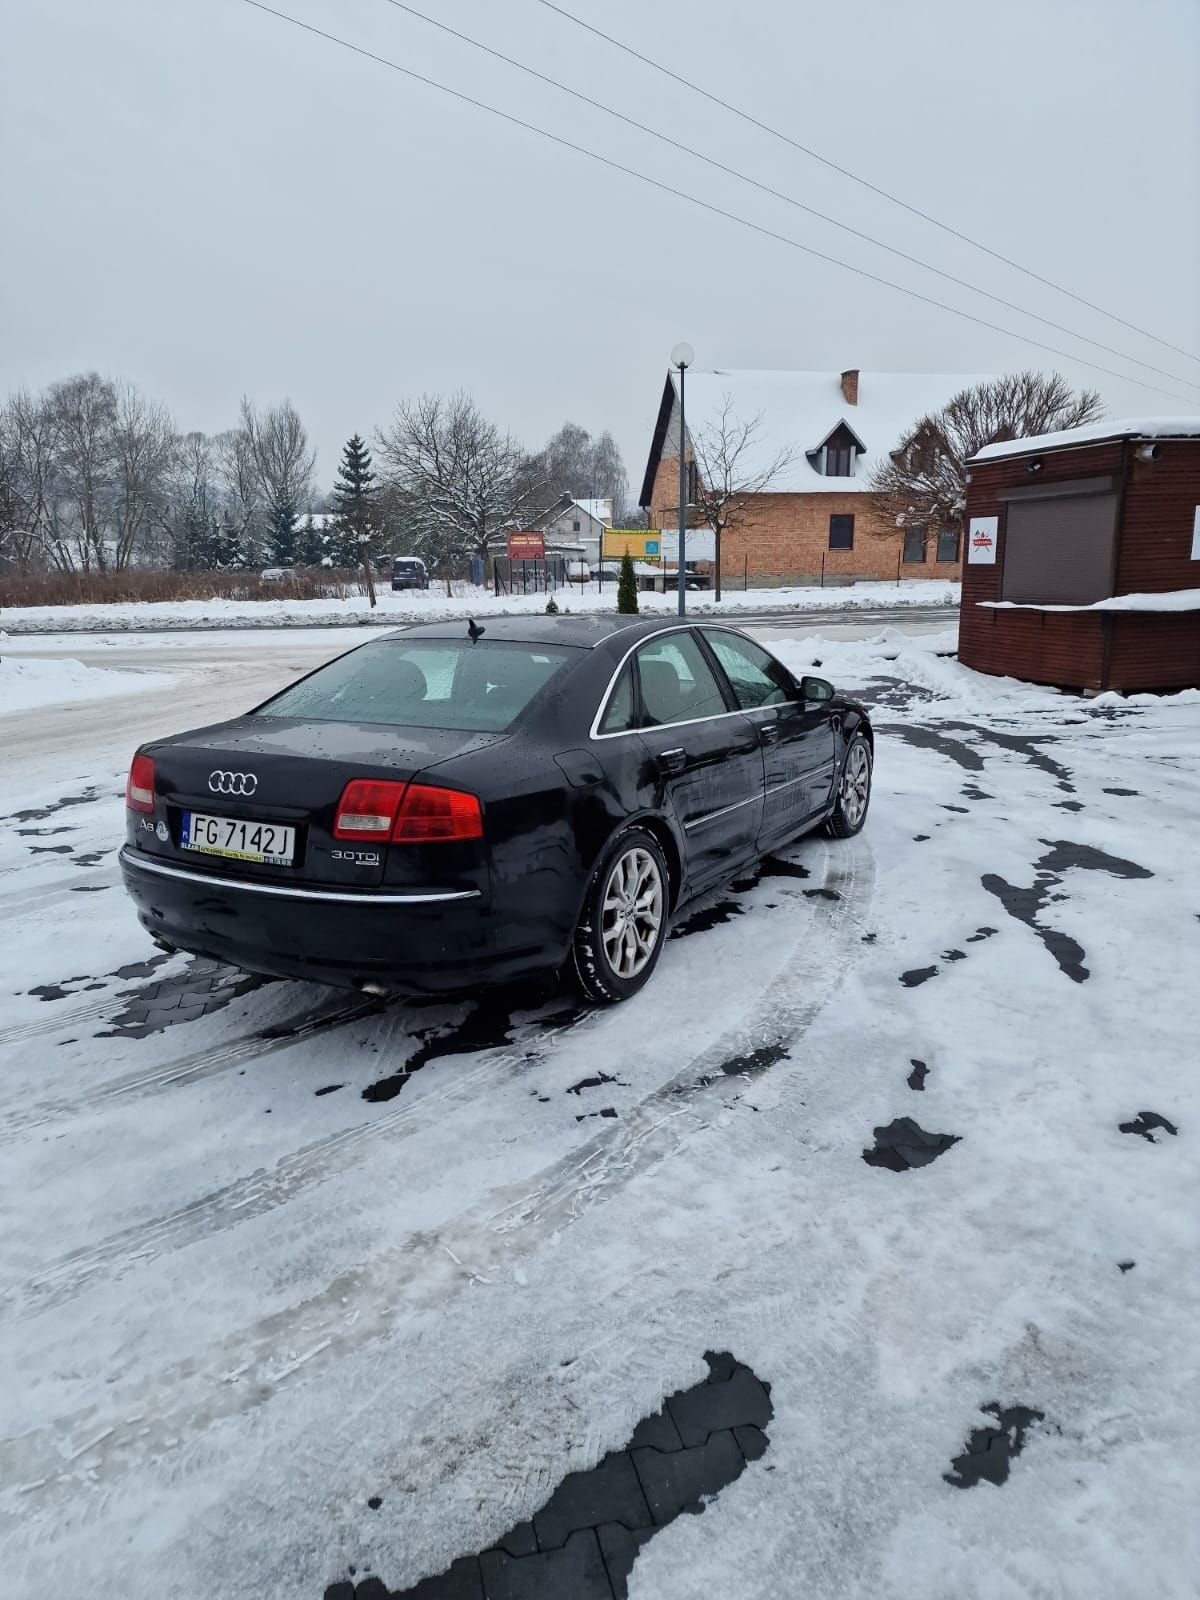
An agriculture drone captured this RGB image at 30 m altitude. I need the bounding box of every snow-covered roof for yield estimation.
[298,511,336,528]
[574,497,612,524]
[648,370,985,501]
[971,417,1200,463]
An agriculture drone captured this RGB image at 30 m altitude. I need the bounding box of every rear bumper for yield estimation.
[119,847,548,994]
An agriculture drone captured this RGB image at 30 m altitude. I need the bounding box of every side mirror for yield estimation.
[801,675,835,703]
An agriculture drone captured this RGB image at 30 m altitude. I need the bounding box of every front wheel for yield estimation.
[826,734,872,838]
[572,828,669,1003]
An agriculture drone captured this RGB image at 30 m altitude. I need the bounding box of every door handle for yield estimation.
[656,747,687,776]
[758,723,781,745]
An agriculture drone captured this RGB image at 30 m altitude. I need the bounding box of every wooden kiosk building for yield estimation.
[958,418,1200,693]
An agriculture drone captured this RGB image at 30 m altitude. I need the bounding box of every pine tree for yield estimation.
[331,433,381,607]
[295,514,327,568]
[267,497,297,565]
[617,551,639,615]
[216,511,243,570]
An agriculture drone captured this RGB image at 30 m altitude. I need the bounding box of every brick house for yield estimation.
[638,368,980,584]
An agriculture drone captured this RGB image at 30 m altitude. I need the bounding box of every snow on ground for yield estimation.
[0,653,174,714]
[1,578,959,632]
[0,627,1197,1600]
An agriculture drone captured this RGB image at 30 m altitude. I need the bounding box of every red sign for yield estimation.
[507,530,545,560]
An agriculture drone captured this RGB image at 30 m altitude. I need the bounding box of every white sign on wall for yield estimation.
[659,529,716,561]
[967,515,999,564]
[1191,505,1200,561]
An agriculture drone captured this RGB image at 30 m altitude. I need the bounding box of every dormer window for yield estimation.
[807,420,866,478]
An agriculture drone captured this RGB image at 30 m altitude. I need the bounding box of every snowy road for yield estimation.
[1,628,1197,1600]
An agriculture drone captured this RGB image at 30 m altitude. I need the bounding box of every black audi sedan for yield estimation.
[120,616,872,1003]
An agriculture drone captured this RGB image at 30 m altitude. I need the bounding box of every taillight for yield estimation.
[333,779,483,843]
[126,753,156,813]
[333,779,408,839]
[392,784,483,843]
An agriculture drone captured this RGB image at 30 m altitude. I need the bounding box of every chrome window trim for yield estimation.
[120,849,481,904]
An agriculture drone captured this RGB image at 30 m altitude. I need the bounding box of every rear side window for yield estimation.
[256,640,574,732]
[599,664,635,734]
[634,633,727,728]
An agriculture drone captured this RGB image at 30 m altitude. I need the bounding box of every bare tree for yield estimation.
[47,372,118,569]
[0,388,63,568]
[215,425,263,564]
[689,397,798,601]
[377,392,543,583]
[238,397,316,564]
[869,371,1104,553]
[109,382,176,569]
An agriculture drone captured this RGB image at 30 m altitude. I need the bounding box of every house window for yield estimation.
[828,514,855,550]
[903,526,927,564]
[936,527,959,563]
[826,444,853,477]
[686,460,699,503]
[572,519,581,532]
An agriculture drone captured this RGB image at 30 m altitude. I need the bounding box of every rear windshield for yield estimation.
[255,639,575,732]
[394,560,423,573]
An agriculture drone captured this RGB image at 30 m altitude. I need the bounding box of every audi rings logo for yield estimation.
[208,770,258,796]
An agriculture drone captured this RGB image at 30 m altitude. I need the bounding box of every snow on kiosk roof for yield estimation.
[970,416,1200,463]
[640,368,985,504]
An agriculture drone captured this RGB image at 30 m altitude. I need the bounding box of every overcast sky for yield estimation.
[3,0,1198,497]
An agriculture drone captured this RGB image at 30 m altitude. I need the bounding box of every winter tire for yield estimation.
[572,828,669,1003]
[826,733,872,838]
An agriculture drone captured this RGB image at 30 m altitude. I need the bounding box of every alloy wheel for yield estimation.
[601,846,665,980]
[840,742,871,828]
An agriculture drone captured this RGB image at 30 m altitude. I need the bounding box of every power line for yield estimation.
[534,0,1200,369]
[369,0,1200,394]
[235,0,1198,405]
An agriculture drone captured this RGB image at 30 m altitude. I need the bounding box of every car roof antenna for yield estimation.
[467,618,485,643]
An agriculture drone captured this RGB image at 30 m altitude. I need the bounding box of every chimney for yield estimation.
[840,368,859,406]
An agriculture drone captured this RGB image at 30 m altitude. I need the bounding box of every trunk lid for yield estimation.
[136,717,504,892]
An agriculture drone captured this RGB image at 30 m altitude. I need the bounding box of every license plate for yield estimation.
[181,811,296,866]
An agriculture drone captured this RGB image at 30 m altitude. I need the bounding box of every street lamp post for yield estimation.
[670,342,693,617]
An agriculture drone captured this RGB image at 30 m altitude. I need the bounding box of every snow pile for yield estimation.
[0,579,960,633]
[980,589,1200,614]
[0,654,172,715]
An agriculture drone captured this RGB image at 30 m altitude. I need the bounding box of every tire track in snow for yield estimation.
[0,1006,601,1318]
[0,845,872,1507]
[0,994,383,1147]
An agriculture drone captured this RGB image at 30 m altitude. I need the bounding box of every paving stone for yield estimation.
[703,1351,738,1384]
[595,1522,655,1598]
[628,1405,683,1452]
[479,1528,612,1600]
[666,1367,772,1446]
[733,1424,769,1461]
[533,1450,650,1549]
[169,1003,209,1025]
[631,1431,745,1524]
[395,1554,485,1599]
[488,1522,536,1558]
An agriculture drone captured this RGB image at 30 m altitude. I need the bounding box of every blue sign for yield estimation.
[645,539,660,555]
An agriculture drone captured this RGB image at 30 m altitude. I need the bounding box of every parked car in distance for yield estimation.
[260,567,290,582]
[120,616,872,1004]
[391,556,429,591]
[564,559,591,584]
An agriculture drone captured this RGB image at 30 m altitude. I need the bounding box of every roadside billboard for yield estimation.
[507,530,546,560]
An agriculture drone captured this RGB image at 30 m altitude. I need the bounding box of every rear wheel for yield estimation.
[572,828,669,1003]
[826,734,872,838]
